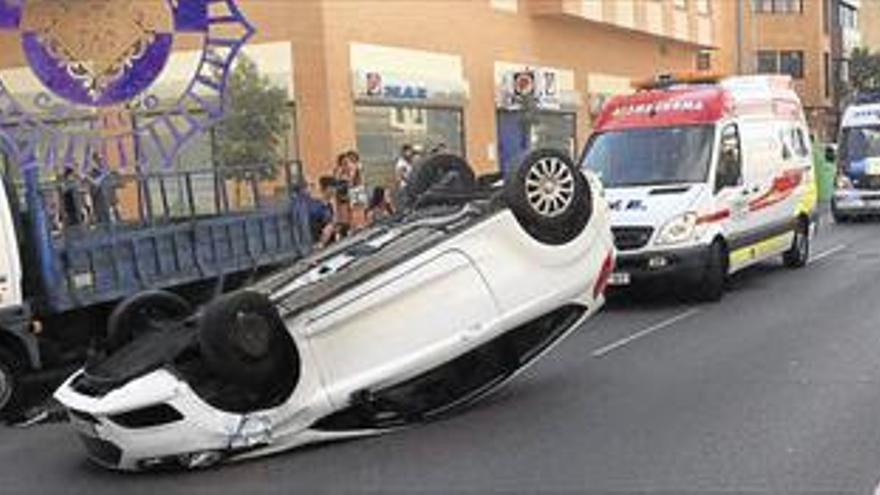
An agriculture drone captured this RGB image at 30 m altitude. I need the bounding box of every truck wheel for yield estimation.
[783,220,810,268]
[506,149,592,245]
[695,241,727,302]
[199,291,299,389]
[400,154,476,209]
[0,347,23,413]
[106,290,193,352]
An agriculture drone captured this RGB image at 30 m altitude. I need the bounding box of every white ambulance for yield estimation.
[581,74,818,301]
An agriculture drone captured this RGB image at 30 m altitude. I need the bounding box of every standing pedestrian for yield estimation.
[87,156,118,225]
[395,144,415,190]
[332,152,355,239]
[366,186,394,224]
[61,168,84,228]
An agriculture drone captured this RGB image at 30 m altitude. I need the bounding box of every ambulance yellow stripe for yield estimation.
[729,232,793,266]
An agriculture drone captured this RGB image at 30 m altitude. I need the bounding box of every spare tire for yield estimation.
[400,153,476,209]
[505,149,592,245]
[105,290,193,352]
[198,290,299,388]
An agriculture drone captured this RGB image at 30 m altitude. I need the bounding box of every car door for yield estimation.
[305,250,500,407]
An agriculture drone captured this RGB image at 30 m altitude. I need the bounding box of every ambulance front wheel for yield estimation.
[695,241,727,303]
[783,219,810,269]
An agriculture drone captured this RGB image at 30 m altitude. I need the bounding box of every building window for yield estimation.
[823,0,830,33]
[839,3,857,29]
[674,0,687,10]
[825,52,831,98]
[752,0,803,13]
[757,51,779,73]
[497,110,576,176]
[697,51,712,71]
[490,0,518,13]
[779,51,804,79]
[696,0,711,15]
[354,104,464,189]
[756,50,804,79]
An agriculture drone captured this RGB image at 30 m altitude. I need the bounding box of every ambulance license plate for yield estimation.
[609,272,631,286]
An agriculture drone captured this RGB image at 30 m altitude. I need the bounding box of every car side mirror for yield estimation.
[825,144,837,163]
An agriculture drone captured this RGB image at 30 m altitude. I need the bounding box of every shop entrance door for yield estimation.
[497,111,529,177]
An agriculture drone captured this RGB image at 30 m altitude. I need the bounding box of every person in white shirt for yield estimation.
[395,144,415,190]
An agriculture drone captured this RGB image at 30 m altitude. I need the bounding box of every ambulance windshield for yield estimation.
[582,125,714,187]
[840,126,880,169]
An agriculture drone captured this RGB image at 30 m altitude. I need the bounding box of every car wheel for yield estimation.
[831,201,848,223]
[783,219,810,269]
[505,149,592,245]
[0,347,23,414]
[198,291,299,388]
[696,241,727,302]
[400,153,476,209]
[105,290,193,352]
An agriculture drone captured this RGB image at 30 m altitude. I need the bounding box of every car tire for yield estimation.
[198,290,299,388]
[831,201,848,223]
[0,347,23,414]
[400,154,476,209]
[505,149,592,245]
[783,219,810,269]
[105,290,193,352]
[696,241,727,302]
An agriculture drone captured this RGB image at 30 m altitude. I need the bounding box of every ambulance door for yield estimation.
[713,123,750,243]
[731,121,793,267]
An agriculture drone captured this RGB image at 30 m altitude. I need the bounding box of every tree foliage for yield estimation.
[850,47,880,94]
[215,54,290,180]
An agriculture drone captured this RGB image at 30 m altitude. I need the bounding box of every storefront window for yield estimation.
[497,110,576,175]
[354,104,464,189]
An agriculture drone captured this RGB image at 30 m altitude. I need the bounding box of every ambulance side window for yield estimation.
[716,124,742,193]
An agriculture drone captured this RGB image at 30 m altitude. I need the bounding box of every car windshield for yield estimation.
[839,125,880,169]
[580,125,714,187]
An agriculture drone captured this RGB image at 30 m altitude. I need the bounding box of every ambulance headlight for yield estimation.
[656,212,698,245]
[836,174,854,190]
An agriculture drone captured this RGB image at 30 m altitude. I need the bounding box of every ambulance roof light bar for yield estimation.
[633,72,723,91]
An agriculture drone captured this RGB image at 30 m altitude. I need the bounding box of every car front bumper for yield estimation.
[611,244,710,287]
[833,190,880,215]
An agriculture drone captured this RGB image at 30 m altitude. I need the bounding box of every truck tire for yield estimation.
[198,291,299,389]
[783,219,810,268]
[0,347,23,413]
[695,241,727,303]
[505,149,592,245]
[105,290,193,352]
[400,154,476,209]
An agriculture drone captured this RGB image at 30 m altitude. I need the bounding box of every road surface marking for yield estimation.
[810,244,847,265]
[592,308,700,358]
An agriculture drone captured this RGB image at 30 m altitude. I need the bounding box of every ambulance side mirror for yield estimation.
[825,144,837,163]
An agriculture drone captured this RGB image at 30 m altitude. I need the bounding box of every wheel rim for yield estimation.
[797,228,808,259]
[0,363,12,410]
[524,156,575,218]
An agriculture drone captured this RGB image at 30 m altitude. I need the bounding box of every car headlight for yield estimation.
[656,212,698,245]
[836,174,854,190]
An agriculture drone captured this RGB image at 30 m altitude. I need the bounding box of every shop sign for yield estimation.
[500,68,561,110]
[364,72,428,100]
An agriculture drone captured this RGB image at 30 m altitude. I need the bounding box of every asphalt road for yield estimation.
[3,217,880,494]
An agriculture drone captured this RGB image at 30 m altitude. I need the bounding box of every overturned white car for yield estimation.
[54,150,614,471]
